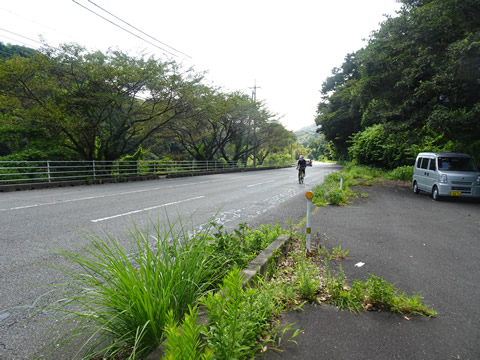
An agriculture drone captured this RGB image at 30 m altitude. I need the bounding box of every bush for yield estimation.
[387,165,413,181]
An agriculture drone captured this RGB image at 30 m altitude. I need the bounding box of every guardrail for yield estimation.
[0,159,294,185]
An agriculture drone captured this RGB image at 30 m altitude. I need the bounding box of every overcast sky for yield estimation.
[1,0,402,131]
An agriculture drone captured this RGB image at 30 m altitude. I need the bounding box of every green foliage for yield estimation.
[387,165,414,181]
[199,268,277,359]
[331,245,350,259]
[315,0,480,166]
[312,169,359,206]
[324,265,437,317]
[41,220,229,359]
[0,41,36,59]
[294,255,319,301]
[208,223,285,270]
[162,306,212,360]
[41,219,287,359]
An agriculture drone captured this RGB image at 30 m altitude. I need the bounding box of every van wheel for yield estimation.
[413,181,419,194]
[432,186,441,201]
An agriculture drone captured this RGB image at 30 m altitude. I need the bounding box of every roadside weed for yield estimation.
[162,306,212,360]
[331,245,350,259]
[40,219,287,359]
[42,220,225,359]
[295,255,319,301]
[312,162,413,206]
[323,267,437,317]
[199,268,277,359]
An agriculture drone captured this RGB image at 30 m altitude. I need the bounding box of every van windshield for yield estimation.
[437,157,478,172]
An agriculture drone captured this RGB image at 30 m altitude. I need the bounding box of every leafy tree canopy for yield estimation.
[315,0,480,167]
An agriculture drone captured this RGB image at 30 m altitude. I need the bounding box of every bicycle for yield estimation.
[298,168,305,184]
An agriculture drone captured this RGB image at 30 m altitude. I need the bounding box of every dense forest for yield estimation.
[316,0,480,168]
[0,43,296,164]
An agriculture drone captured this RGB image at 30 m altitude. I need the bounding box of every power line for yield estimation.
[0,34,33,48]
[87,0,191,59]
[0,27,43,46]
[72,0,181,58]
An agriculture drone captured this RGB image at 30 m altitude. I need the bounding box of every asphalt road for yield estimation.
[262,183,480,360]
[0,162,340,359]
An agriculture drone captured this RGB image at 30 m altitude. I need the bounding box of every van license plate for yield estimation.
[450,191,461,196]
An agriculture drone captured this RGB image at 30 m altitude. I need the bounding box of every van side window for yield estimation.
[429,159,436,171]
[420,158,429,170]
[417,157,423,168]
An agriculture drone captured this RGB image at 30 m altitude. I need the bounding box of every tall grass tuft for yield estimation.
[43,219,228,359]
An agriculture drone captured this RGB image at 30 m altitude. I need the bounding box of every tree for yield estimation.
[315,52,363,159]
[0,44,201,160]
[315,0,480,166]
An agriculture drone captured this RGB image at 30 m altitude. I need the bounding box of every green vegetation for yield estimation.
[271,239,436,318]
[0,43,294,163]
[39,213,436,359]
[316,0,480,166]
[324,264,437,317]
[40,220,286,359]
[313,162,411,206]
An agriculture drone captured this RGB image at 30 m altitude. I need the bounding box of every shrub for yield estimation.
[387,165,413,181]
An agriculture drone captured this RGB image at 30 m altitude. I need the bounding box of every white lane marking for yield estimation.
[91,195,205,223]
[247,180,275,188]
[2,181,219,212]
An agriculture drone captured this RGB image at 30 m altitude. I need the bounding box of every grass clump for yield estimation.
[40,220,286,359]
[313,162,412,206]
[324,264,437,317]
[209,222,285,270]
[43,221,227,359]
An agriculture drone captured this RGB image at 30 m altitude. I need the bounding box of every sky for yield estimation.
[0,0,402,131]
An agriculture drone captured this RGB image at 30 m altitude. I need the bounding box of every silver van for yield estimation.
[412,152,480,200]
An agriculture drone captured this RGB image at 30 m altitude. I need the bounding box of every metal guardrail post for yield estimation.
[47,161,51,183]
[93,160,96,180]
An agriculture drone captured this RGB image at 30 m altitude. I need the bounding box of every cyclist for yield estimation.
[297,155,307,183]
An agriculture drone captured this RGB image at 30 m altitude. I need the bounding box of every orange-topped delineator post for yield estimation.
[305,191,314,252]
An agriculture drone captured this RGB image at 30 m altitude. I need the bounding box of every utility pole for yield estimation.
[249,80,261,168]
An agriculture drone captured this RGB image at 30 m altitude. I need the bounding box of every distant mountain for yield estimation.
[0,42,37,59]
[294,124,320,147]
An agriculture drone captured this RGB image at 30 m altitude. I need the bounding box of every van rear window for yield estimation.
[438,157,477,172]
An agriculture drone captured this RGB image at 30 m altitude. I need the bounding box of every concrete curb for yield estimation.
[145,233,294,360]
[240,234,293,287]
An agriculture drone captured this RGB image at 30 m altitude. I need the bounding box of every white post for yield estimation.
[47,161,51,183]
[305,191,314,252]
[340,174,344,190]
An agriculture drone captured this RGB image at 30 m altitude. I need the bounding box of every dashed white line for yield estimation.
[91,195,205,223]
[2,181,219,212]
[247,180,275,188]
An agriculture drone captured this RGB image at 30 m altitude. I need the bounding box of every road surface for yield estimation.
[0,162,340,359]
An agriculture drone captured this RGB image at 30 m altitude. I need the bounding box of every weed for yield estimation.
[162,305,212,360]
[41,220,227,359]
[199,268,277,359]
[295,255,319,301]
[323,268,437,317]
[331,245,349,259]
